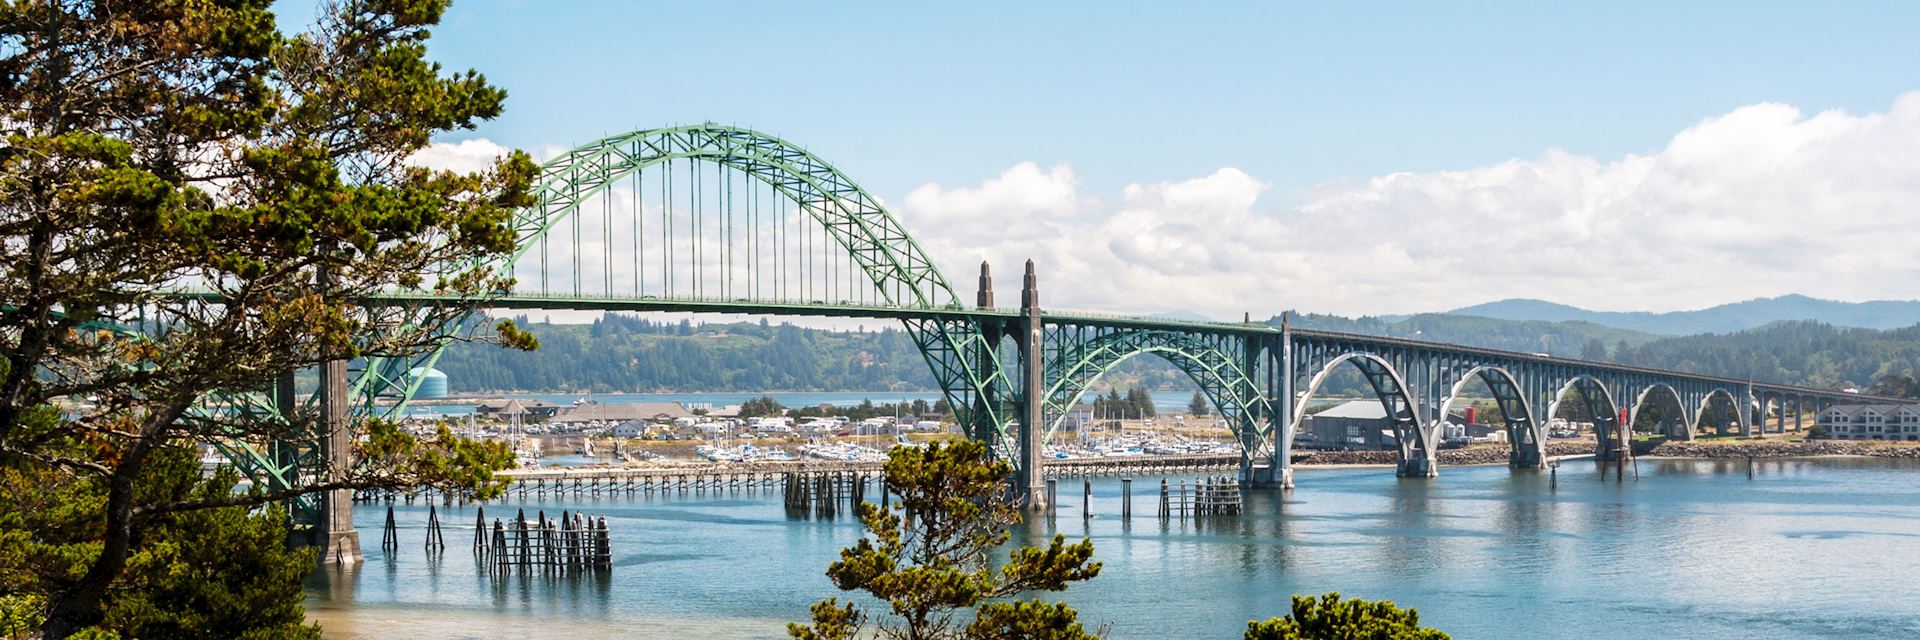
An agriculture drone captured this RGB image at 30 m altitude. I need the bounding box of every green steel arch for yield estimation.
[362,125,971,409]
[1043,329,1272,458]
[515,124,958,307]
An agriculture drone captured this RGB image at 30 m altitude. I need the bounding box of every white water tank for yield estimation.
[407,367,449,399]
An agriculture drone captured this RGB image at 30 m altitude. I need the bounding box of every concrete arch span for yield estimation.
[1544,376,1626,459]
[1629,384,1692,440]
[1291,352,1432,477]
[1434,366,1544,468]
[1695,388,1749,436]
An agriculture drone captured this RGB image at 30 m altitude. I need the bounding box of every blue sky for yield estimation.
[365,1,1920,198]
[279,2,1920,316]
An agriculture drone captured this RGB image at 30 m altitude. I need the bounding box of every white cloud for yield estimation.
[407,138,569,173]
[896,91,1920,318]
[407,138,515,174]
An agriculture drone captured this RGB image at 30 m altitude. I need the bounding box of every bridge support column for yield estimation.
[1397,446,1436,478]
[1250,325,1293,489]
[1016,260,1047,510]
[1740,383,1756,438]
[1509,429,1544,469]
[1596,408,1628,462]
[317,356,361,564]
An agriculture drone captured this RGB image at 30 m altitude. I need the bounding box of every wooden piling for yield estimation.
[426,504,444,551]
[381,506,398,553]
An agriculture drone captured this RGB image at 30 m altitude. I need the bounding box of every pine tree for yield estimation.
[0,2,531,636]
[1246,593,1450,640]
[789,441,1102,640]
[1581,338,1608,361]
[1187,390,1211,417]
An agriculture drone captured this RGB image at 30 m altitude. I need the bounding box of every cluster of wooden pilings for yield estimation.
[471,506,612,575]
[1157,476,1243,517]
[1040,474,1243,520]
[379,504,447,554]
[1040,453,1240,478]
[781,470,882,519]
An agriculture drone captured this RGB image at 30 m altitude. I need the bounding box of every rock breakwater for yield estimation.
[1290,439,1919,467]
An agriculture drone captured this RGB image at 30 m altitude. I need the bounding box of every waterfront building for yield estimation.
[1298,400,1396,450]
[1818,403,1920,441]
[1062,403,1095,432]
[553,402,692,425]
[475,398,564,419]
[611,420,649,438]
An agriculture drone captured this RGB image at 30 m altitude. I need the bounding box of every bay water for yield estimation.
[306,457,1920,639]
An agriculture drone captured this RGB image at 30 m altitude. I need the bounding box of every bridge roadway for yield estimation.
[370,289,1874,401]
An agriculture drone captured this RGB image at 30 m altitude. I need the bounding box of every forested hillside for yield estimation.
[1617,321,1920,389]
[436,314,934,392]
[1273,311,1657,356]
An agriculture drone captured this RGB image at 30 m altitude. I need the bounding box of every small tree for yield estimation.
[1187,390,1211,417]
[1246,593,1450,640]
[740,395,786,418]
[1125,387,1156,418]
[789,440,1103,640]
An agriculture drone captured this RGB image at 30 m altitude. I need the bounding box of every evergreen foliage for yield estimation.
[435,315,941,392]
[1278,312,1654,357]
[1089,387,1155,420]
[789,441,1103,640]
[0,1,529,636]
[1188,390,1211,417]
[739,395,787,418]
[1614,321,1920,390]
[1245,593,1450,640]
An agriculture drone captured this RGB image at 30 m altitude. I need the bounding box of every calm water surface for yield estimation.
[306,457,1920,639]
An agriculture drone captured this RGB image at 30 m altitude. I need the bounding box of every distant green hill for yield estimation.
[1271,311,1658,357]
[1446,294,1920,335]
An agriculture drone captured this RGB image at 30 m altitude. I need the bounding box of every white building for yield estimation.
[1061,403,1095,432]
[1818,403,1920,441]
[611,419,649,438]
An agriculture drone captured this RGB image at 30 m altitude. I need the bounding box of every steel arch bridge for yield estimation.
[184,124,1898,543]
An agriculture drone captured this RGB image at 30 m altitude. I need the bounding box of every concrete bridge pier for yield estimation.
[1397,455,1436,478]
[1016,260,1047,511]
[1510,441,1544,469]
[1248,462,1294,489]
